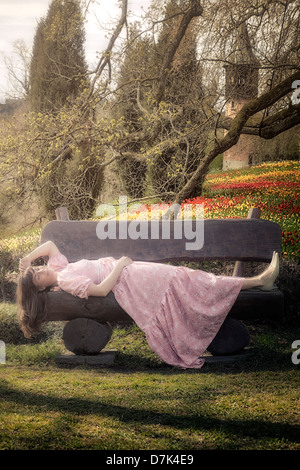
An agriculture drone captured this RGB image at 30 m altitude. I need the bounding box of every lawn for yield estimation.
[0,160,299,451]
[0,308,299,451]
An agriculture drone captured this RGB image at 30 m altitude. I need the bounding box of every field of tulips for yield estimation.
[126,160,299,261]
[203,161,299,260]
[200,160,300,260]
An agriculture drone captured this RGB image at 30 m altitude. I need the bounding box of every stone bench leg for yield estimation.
[62,318,113,355]
[207,317,250,356]
[62,316,250,360]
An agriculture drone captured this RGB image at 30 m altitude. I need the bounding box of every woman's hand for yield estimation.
[18,241,61,273]
[88,256,134,297]
[19,256,31,272]
[117,256,133,269]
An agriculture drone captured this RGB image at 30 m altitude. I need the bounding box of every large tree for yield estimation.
[29,0,88,113]
[113,0,207,199]
[144,0,206,198]
[27,0,103,219]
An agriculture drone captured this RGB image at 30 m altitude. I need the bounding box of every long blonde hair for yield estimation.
[17,267,48,338]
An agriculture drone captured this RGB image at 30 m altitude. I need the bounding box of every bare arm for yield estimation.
[19,241,61,272]
[87,256,133,297]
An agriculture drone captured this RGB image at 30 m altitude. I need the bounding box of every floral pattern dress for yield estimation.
[48,254,244,369]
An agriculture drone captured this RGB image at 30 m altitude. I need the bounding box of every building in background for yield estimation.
[223,23,260,170]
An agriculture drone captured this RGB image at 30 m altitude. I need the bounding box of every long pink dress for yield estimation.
[48,254,244,369]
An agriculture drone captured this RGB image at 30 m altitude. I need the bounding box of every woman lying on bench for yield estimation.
[17,240,279,369]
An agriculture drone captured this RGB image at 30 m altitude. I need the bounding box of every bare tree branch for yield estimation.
[219,102,300,138]
[173,69,300,204]
[154,0,203,105]
[88,0,128,96]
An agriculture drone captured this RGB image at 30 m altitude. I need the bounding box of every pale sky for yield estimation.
[0,0,151,103]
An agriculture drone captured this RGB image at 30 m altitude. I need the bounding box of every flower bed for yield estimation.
[201,161,300,260]
[127,161,300,260]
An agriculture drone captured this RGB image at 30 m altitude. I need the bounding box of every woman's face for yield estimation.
[32,266,57,288]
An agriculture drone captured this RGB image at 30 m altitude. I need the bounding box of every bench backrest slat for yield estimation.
[41,218,282,263]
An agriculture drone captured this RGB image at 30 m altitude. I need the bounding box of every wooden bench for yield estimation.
[40,206,284,359]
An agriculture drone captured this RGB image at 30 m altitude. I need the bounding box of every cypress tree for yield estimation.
[28,0,104,220]
[146,0,205,196]
[115,0,204,198]
[29,0,88,113]
[114,28,152,198]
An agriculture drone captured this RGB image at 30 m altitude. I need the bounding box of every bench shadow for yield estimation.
[54,346,296,375]
[0,379,298,446]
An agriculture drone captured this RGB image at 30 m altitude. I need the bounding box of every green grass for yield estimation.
[0,303,299,450]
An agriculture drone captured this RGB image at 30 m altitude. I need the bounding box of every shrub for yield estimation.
[0,302,65,345]
[0,230,40,301]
